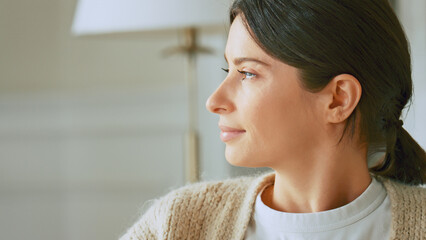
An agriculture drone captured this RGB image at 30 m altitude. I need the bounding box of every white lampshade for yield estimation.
[72,0,232,35]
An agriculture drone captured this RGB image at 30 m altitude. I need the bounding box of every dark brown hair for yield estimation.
[230,0,426,185]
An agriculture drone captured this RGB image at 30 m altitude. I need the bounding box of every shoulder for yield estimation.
[166,174,258,201]
[120,172,273,239]
[379,176,426,203]
[377,177,425,239]
[162,170,275,206]
[153,174,260,222]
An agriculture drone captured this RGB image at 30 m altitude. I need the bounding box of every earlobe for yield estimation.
[326,74,362,124]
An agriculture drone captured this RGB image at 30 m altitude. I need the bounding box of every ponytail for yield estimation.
[371,122,426,185]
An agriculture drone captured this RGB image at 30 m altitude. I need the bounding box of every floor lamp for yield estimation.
[72,0,231,183]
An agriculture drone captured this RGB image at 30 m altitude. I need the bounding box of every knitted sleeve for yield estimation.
[119,192,177,240]
[118,180,227,240]
[119,174,262,240]
[382,178,426,239]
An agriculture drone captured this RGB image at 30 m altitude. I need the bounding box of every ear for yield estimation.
[323,74,362,124]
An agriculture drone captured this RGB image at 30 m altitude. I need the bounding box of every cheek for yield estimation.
[240,86,273,137]
[247,88,315,153]
[248,87,299,134]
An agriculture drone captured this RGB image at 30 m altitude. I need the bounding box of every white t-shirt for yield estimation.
[244,178,391,240]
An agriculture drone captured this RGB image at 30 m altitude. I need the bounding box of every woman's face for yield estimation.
[206,15,324,169]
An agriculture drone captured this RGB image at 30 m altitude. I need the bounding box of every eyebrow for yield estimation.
[224,54,271,67]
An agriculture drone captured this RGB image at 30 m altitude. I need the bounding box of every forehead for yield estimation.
[225,15,272,64]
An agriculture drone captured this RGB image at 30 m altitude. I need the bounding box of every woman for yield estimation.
[121,0,425,239]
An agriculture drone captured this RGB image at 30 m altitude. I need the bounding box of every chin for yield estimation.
[225,149,267,168]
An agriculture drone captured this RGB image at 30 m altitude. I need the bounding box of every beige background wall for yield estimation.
[0,0,231,239]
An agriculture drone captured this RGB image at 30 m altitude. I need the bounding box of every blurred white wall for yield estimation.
[0,0,230,239]
[397,0,426,148]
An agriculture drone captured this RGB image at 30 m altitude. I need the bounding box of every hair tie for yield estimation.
[383,118,404,131]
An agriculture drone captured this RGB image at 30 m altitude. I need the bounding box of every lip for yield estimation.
[219,125,246,142]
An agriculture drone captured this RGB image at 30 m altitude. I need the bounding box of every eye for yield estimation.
[237,70,256,80]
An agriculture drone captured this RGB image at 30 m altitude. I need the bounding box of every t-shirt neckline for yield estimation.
[253,177,387,233]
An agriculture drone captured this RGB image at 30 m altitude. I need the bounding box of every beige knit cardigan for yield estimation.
[120,171,425,240]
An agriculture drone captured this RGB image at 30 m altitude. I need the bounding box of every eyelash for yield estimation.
[221,68,256,80]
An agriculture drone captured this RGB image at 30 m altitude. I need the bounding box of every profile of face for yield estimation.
[206,15,325,170]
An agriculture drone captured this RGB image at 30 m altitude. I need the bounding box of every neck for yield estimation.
[262,143,371,213]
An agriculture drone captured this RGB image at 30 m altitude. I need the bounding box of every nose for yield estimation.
[206,81,234,114]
